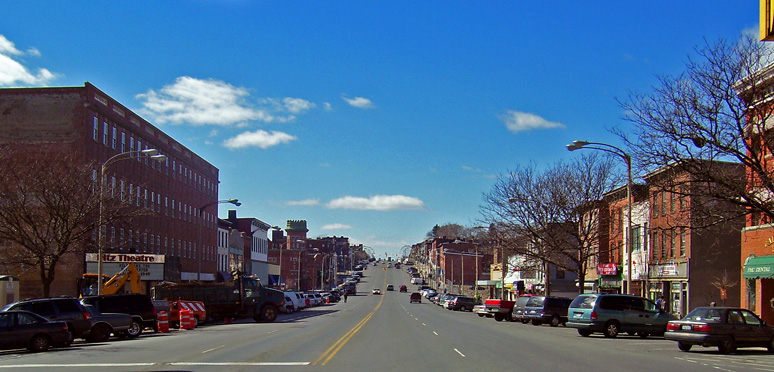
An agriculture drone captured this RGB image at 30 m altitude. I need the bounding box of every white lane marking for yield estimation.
[202,345,226,354]
[454,348,466,357]
[422,323,426,326]
[0,362,311,368]
[268,329,279,334]
[433,331,439,336]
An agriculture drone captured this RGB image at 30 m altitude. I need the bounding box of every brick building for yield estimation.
[0,83,219,296]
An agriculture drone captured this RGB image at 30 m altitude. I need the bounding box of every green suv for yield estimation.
[566,294,676,338]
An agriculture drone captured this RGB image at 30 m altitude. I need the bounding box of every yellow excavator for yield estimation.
[79,263,143,296]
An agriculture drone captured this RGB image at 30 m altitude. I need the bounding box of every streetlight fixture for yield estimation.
[566,140,634,295]
[97,149,167,295]
[197,198,241,281]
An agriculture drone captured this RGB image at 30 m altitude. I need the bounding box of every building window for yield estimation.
[661,191,667,216]
[111,127,117,149]
[102,122,109,145]
[631,226,641,251]
[679,228,686,256]
[120,132,125,152]
[660,232,667,259]
[93,117,99,141]
[669,229,676,257]
[653,195,659,218]
[137,141,142,161]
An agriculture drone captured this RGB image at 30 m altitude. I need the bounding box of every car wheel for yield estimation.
[768,337,774,352]
[578,329,592,337]
[460,306,467,311]
[477,314,484,317]
[494,314,504,321]
[718,336,736,354]
[88,323,112,343]
[678,342,692,352]
[126,320,142,339]
[521,319,529,324]
[550,316,560,327]
[603,321,620,338]
[28,335,51,352]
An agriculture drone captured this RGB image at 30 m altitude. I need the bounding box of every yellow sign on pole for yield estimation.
[762,0,774,41]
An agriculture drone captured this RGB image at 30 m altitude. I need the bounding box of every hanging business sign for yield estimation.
[597,263,618,276]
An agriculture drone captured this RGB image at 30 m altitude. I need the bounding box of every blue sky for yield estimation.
[0,1,759,258]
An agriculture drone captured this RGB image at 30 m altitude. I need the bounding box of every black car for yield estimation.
[80,294,156,337]
[0,310,71,352]
[2,297,92,341]
[410,293,422,303]
[446,296,478,311]
[524,296,573,327]
[665,307,774,353]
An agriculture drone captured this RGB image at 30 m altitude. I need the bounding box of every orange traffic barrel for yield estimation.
[179,308,195,330]
[157,311,169,333]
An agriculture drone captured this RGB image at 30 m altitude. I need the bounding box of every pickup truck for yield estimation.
[479,298,516,321]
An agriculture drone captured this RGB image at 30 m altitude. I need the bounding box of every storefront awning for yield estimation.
[743,255,774,279]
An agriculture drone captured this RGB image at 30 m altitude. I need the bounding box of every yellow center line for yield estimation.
[312,275,386,366]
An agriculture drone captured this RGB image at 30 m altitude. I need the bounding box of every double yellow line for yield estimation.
[313,292,384,365]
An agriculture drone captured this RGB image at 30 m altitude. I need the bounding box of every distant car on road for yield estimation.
[372,288,382,295]
[399,285,408,292]
[410,293,422,303]
[386,285,394,291]
[664,307,774,353]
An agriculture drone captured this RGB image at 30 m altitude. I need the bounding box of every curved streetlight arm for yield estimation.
[97,149,167,295]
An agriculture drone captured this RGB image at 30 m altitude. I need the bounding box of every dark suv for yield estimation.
[524,296,573,327]
[446,296,478,311]
[2,297,92,341]
[80,294,156,337]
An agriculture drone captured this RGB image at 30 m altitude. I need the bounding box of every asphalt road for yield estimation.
[0,263,772,371]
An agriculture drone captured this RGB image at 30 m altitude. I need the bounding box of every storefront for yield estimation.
[597,263,621,294]
[648,262,688,318]
[743,254,774,324]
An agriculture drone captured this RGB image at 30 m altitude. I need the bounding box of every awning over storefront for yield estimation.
[743,255,774,279]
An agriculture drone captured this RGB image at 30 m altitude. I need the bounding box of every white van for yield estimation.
[284,292,306,311]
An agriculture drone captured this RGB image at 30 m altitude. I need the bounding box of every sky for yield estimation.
[0,1,761,259]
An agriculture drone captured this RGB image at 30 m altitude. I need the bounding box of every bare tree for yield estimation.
[480,153,621,293]
[618,34,774,224]
[0,148,146,297]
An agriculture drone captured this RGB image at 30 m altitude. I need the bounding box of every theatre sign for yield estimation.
[85,253,165,281]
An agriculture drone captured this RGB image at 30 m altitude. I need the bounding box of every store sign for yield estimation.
[659,264,677,276]
[597,263,618,275]
[85,253,165,281]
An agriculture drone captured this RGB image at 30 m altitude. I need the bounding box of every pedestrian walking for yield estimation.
[344,292,348,303]
[655,296,665,311]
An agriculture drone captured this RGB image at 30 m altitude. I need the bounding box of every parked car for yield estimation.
[473,303,490,317]
[282,296,296,313]
[524,296,572,327]
[305,293,320,306]
[664,307,774,353]
[446,296,478,311]
[3,297,92,341]
[80,293,157,338]
[0,310,71,352]
[82,305,132,342]
[410,293,422,303]
[511,295,534,324]
[285,292,306,311]
[566,294,677,338]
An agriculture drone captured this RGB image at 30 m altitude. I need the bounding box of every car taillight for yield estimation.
[693,324,711,332]
[666,322,680,331]
[82,311,91,320]
[62,323,69,331]
[590,311,597,320]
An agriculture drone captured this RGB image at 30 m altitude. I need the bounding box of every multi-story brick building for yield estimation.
[645,162,744,317]
[0,83,220,296]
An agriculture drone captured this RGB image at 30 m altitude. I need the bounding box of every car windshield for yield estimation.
[569,295,597,309]
[683,308,723,323]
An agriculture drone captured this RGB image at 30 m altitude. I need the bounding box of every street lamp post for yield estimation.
[97,149,167,295]
[566,140,634,295]
[197,199,240,281]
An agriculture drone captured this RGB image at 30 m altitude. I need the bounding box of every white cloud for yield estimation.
[137,77,316,126]
[500,110,566,133]
[462,165,484,173]
[323,102,333,111]
[342,96,375,109]
[222,130,297,149]
[285,199,320,206]
[0,34,58,87]
[321,223,353,230]
[137,77,269,126]
[326,195,425,211]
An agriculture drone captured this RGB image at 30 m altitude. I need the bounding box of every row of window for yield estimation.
[92,116,217,197]
[97,172,217,229]
[652,188,687,218]
[600,225,687,264]
[101,227,216,262]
